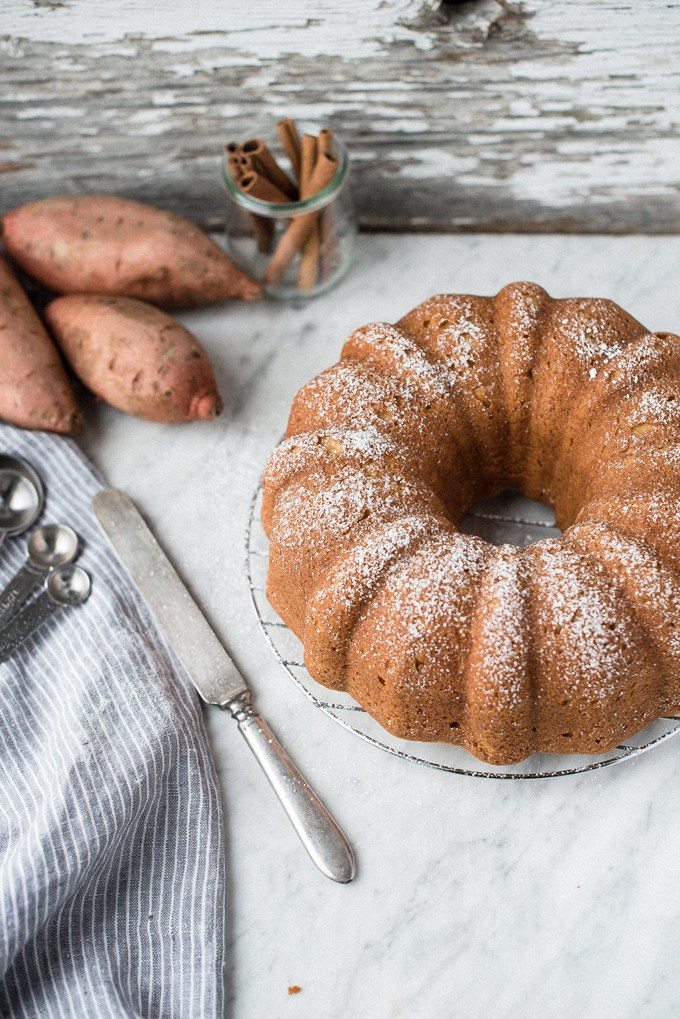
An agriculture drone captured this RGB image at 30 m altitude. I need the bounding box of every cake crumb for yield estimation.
[288,985,302,996]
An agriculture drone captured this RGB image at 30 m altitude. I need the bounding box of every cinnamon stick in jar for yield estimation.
[242,138,298,200]
[276,118,302,181]
[225,145,275,253]
[238,172,292,205]
[298,134,321,292]
[264,151,338,286]
[315,129,338,282]
[317,128,334,158]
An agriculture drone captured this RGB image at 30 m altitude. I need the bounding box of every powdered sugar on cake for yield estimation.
[262,283,680,765]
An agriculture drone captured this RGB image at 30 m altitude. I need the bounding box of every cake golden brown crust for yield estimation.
[261,282,680,765]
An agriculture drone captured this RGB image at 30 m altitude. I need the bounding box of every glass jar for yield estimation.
[222,132,356,300]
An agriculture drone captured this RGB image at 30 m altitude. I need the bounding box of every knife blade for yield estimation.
[92,487,355,884]
[93,487,246,706]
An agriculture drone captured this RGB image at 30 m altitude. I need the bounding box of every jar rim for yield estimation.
[221,134,349,217]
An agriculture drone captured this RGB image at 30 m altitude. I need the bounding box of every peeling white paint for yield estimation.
[2,0,680,231]
[2,0,439,58]
[15,106,82,120]
[388,149,482,179]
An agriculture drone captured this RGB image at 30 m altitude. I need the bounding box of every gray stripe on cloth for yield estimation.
[0,424,225,1018]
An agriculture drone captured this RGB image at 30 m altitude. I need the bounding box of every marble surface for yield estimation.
[79,234,680,1018]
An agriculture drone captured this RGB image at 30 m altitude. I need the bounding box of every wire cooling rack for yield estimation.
[247,484,680,779]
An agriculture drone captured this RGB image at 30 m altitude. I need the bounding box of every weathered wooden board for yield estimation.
[2,0,680,232]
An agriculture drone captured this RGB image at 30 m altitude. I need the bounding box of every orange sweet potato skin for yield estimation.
[0,255,80,434]
[2,195,262,309]
[44,295,223,424]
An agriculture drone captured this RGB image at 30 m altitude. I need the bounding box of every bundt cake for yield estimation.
[261,282,680,765]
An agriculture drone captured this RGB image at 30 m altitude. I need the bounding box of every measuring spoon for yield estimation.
[0,455,44,547]
[0,524,79,631]
[0,565,91,663]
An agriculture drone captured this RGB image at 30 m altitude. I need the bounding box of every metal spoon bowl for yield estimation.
[0,455,44,539]
[0,563,91,662]
[0,523,81,631]
[47,565,91,606]
[28,524,79,570]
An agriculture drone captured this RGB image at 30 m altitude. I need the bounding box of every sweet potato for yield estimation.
[2,195,262,309]
[0,255,80,434]
[44,295,223,423]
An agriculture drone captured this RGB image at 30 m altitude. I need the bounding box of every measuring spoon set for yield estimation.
[0,454,91,663]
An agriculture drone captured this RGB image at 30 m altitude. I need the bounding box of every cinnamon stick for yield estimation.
[299,135,318,192]
[317,128,334,158]
[298,135,320,292]
[226,142,243,177]
[226,156,275,254]
[276,118,302,182]
[228,150,249,181]
[264,151,338,285]
[315,129,336,282]
[242,138,298,200]
[238,172,292,205]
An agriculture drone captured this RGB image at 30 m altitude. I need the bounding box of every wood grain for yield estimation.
[1,0,679,232]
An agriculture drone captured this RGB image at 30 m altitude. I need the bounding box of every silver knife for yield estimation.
[92,487,355,884]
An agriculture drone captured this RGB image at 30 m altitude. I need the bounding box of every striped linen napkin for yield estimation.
[0,424,225,1019]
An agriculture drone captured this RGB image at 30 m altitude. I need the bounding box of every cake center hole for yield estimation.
[460,490,562,548]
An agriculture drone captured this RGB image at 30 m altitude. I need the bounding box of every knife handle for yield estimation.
[223,693,356,883]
